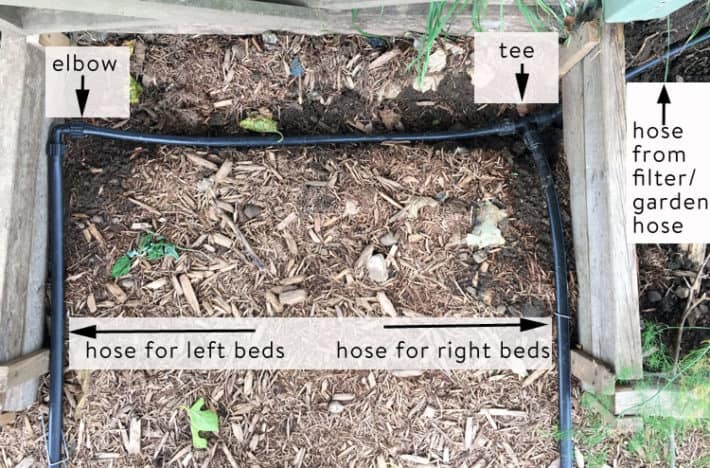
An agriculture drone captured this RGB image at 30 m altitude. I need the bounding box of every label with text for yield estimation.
[627,83,710,243]
[68,317,552,371]
[45,47,129,118]
[473,32,558,104]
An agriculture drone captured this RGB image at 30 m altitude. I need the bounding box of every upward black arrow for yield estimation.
[515,63,529,101]
[75,74,90,117]
[70,325,256,339]
[657,85,671,125]
[383,318,547,333]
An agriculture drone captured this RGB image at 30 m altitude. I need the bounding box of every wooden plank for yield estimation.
[18,8,157,33]
[561,59,592,352]
[581,392,615,424]
[306,0,539,11]
[0,0,331,35]
[346,3,534,35]
[3,0,539,35]
[559,21,600,77]
[0,6,25,33]
[679,243,707,266]
[597,24,642,379]
[0,349,49,393]
[614,385,710,419]
[571,349,616,395]
[0,35,49,411]
[561,24,643,379]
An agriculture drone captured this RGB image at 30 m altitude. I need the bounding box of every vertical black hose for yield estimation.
[47,136,66,466]
[522,127,573,467]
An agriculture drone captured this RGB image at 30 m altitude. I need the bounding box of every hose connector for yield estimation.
[51,122,88,143]
[495,119,519,136]
[522,125,544,154]
[49,122,88,159]
[529,109,562,129]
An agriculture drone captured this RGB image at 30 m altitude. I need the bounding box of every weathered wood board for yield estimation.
[0,0,541,35]
[0,35,50,411]
[0,349,49,394]
[571,349,616,395]
[614,385,709,419]
[561,24,643,379]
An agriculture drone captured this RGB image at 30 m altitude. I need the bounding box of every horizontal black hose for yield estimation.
[54,112,562,147]
[626,30,710,80]
[522,127,573,468]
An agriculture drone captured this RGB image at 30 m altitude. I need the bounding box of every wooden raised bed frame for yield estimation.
[2,1,696,422]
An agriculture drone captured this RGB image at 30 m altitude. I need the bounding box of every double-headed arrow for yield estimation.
[71,325,255,339]
[384,318,547,332]
[72,318,546,339]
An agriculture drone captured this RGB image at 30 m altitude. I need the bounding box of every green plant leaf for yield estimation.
[136,233,180,261]
[138,233,153,252]
[164,243,179,259]
[182,398,218,449]
[110,232,180,279]
[130,76,143,104]
[111,254,132,279]
[145,243,166,260]
[239,116,284,141]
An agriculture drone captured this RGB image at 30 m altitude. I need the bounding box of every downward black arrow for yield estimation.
[657,85,671,125]
[515,63,529,101]
[384,318,547,333]
[75,74,90,117]
[71,325,256,339]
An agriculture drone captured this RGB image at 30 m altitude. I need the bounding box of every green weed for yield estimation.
[688,0,710,41]
[407,1,466,87]
[471,0,488,32]
[353,1,575,82]
[111,232,179,279]
[641,320,673,372]
[573,322,710,465]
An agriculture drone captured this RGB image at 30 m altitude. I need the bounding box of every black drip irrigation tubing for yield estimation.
[45,30,710,467]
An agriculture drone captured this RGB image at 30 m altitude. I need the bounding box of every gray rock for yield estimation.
[243,204,262,219]
[119,278,135,289]
[379,232,398,247]
[473,250,487,264]
[261,32,279,49]
[522,302,545,317]
[367,254,389,283]
[328,400,345,414]
[675,286,690,300]
[647,290,663,303]
[688,304,707,326]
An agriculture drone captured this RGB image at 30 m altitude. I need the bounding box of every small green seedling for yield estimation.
[129,76,143,104]
[180,398,219,449]
[239,115,284,142]
[111,232,179,279]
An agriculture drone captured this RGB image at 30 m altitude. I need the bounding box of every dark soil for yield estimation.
[626,0,710,82]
